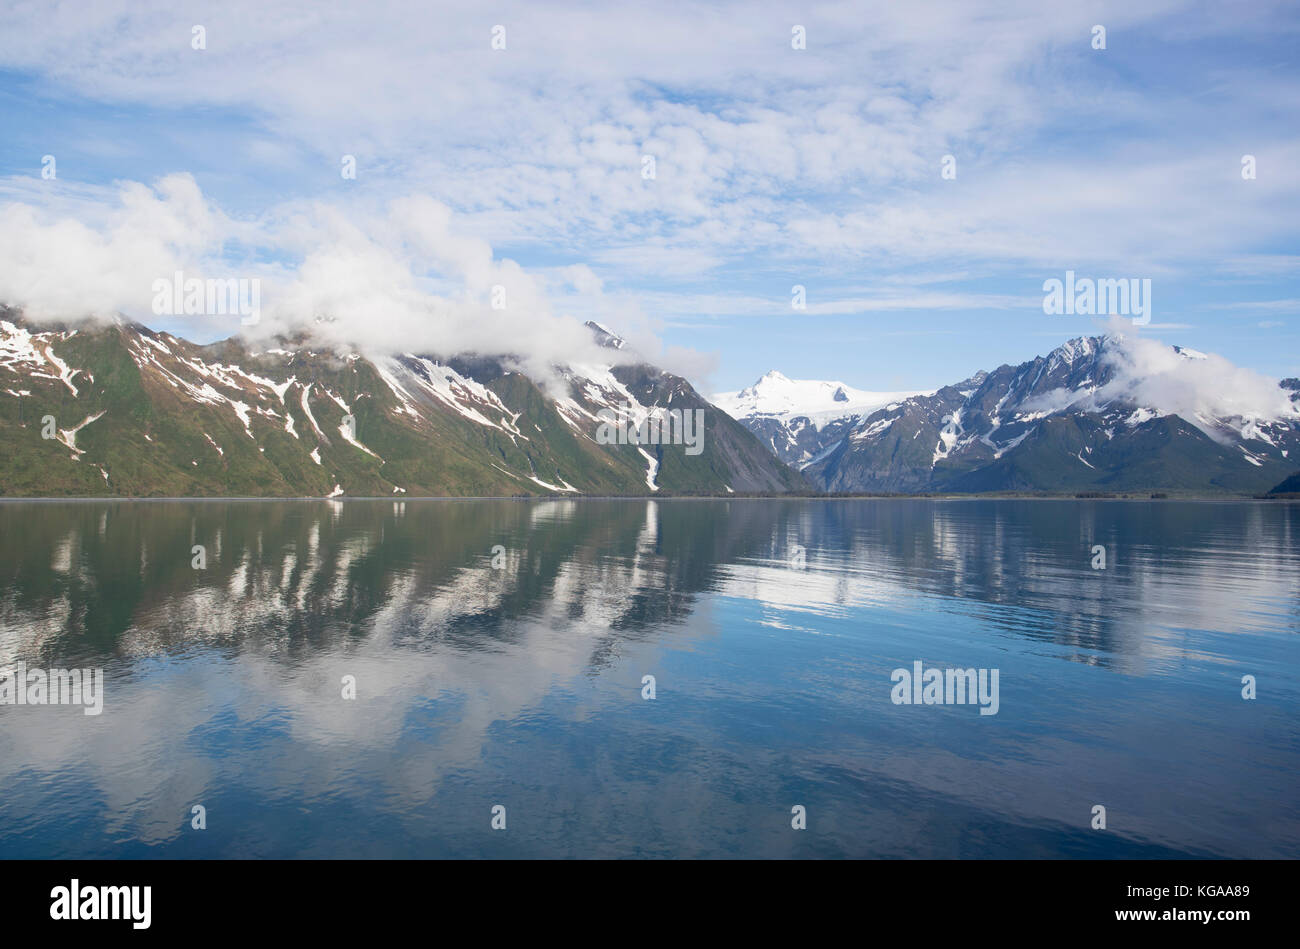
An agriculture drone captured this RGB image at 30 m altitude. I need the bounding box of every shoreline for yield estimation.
[0,493,1295,503]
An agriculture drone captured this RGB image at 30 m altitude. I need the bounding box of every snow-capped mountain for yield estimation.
[0,311,804,497]
[725,335,1300,495]
[712,371,928,468]
[7,310,1294,498]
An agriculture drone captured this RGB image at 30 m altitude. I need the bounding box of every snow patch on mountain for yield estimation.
[638,447,660,491]
[299,385,326,438]
[1,321,84,395]
[528,474,578,493]
[932,408,963,468]
[377,355,523,438]
[57,411,105,455]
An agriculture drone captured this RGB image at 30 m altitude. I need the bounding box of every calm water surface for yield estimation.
[1,499,1297,858]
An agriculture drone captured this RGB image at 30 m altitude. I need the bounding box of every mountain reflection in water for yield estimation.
[1,499,1297,858]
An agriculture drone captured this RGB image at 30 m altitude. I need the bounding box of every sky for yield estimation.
[0,0,1297,395]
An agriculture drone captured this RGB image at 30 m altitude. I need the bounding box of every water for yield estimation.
[0,498,1297,859]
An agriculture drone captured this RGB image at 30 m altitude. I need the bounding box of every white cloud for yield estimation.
[1,0,1293,280]
[0,174,235,322]
[1027,328,1299,437]
[0,176,630,380]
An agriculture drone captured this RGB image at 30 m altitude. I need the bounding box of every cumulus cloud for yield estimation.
[1028,326,1300,437]
[1096,334,1299,430]
[0,176,636,382]
[0,174,235,322]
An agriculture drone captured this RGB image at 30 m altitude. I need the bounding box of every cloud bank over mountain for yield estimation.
[1023,327,1300,442]
[0,175,653,387]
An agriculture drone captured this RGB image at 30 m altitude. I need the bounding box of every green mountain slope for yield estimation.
[0,313,806,497]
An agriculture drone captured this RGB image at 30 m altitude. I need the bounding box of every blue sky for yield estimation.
[0,0,1297,393]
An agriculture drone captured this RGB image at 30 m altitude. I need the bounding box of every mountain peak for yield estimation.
[583,320,626,350]
[1048,335,1105,366]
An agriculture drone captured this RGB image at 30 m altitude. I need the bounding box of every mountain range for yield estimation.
[715,335,1300,496]
[0,311,802,497]
[3,310,1298,497]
